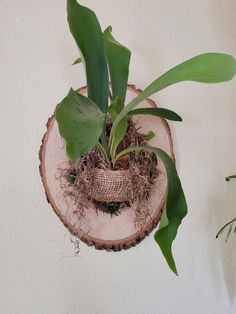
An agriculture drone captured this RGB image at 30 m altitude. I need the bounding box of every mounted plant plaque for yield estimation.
[39,0,236,275]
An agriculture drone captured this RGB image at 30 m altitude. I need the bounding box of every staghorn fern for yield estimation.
[55,0,236,274]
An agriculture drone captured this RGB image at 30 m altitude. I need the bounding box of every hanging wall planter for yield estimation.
[40,84,174,250]
[39,0,236,275]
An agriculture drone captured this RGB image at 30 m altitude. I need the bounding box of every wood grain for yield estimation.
[39,85,174,251]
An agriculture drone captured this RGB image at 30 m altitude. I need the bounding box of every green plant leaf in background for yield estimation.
[56,89,105,162]
[72,57,82,65]
[111,53,236,137]
[226,174,236,181]
[115,146,188,275]
[129,107,182,121]
[216,218,236,240]
[67,0,109,113]
[216,174,236,240]
[103,26,131,104]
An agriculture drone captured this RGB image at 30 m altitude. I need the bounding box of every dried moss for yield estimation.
[62,117,158,226]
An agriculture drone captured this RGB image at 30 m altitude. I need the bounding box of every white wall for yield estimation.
[1,1,236,313]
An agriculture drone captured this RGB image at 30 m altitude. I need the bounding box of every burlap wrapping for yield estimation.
[86,169,132,202]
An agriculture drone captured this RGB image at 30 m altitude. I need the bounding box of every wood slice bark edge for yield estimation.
[39,84,174,251]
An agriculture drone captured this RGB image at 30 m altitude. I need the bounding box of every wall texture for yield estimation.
[1,1,236,313]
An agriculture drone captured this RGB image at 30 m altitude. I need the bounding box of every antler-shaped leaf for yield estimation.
[67,0,109,112]
[111,53,236,137]
[129,107,182,121]
[115,146,187,275]
[103,26,131,104]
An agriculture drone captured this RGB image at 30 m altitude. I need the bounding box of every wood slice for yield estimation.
[39,85,174,251]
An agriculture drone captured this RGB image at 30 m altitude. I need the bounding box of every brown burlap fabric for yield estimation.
[86,169,132,202]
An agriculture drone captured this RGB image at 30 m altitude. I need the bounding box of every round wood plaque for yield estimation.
[39,85,174,251]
